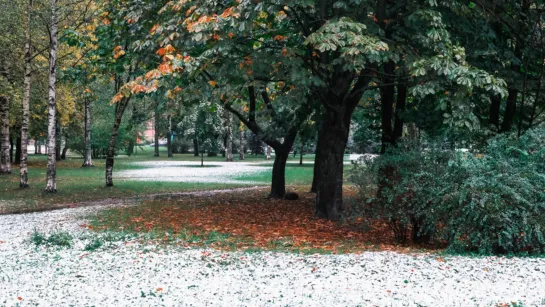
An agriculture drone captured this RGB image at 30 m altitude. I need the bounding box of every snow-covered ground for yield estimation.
[116,161,270,184]
[1,204,545,306]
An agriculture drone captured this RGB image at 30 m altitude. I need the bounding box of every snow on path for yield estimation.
[1,205,545,306]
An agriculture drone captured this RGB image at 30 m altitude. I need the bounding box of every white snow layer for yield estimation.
[1,205,545,306]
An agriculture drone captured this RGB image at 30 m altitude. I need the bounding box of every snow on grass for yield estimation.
[1,204,545,306]
[116,161,270,184]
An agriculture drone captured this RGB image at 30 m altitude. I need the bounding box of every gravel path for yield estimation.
[1,205,545,306]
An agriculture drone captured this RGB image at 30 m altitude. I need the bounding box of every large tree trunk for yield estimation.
[239,126,245,160]
[20,0,32,187]
[82,96,93,167]
[0,96,10,174]
[44,0,58,193]
[269,132,297,199]
[315,109,351,221]
[105,98,129,187]
[154,111,159,157]
[167,114,173,158]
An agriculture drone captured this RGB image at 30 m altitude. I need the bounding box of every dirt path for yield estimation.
[0,186,267,215]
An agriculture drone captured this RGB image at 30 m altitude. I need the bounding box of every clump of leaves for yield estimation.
[30,229,73,248]
[83,238,103,251]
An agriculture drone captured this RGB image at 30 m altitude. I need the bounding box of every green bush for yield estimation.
[350,140,451,244]
[441,129,545,254]
[350,128,545,254]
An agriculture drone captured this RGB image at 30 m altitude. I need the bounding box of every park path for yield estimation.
[0,192,545,306]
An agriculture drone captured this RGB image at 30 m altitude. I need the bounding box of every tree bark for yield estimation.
[193,138,199,156]
[105,97,130,187]
[222,107,233,162]
[315,109,350,221]
[154,111,159,157]
[167,114,173,158]
[299,143,304,166]
[393,84,407,141]
[239,126,245,160]
[10,137,14,164]
[20,0,32,186]
[61,135,68,160]
[310,134,321,193]
[82,96,93,167]
[0,96,10,174]
[44,0,58,192]
[15,136,21,164]
[380,61,395,153]
[269,132,296,199]
[489,94,501,131]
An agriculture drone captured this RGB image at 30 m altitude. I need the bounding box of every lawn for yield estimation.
[0,147,340,213]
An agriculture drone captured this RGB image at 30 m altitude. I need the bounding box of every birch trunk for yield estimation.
[0,96,10,174]
[266,146,271,160]
[82,96,93,167]
[44,0,58,192]
[20,0,32,187]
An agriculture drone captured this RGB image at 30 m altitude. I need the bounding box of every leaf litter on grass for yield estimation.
[88,188,419,253]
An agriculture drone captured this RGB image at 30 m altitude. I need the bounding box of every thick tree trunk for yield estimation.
[105,98,129,187]
[193,138,199,156]
[154,111,159,157]
[82,97,93,167]
[315,110,350,221]
[167,115,173,158]
[15,137,21,164]
[0,96,10,174]
[44,0,58,193]
[20,0,32,187]
[270,149,289,198]
[269,132,296,199]
[239,127,245,160]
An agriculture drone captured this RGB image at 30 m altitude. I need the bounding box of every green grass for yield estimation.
[0,147,334,213]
